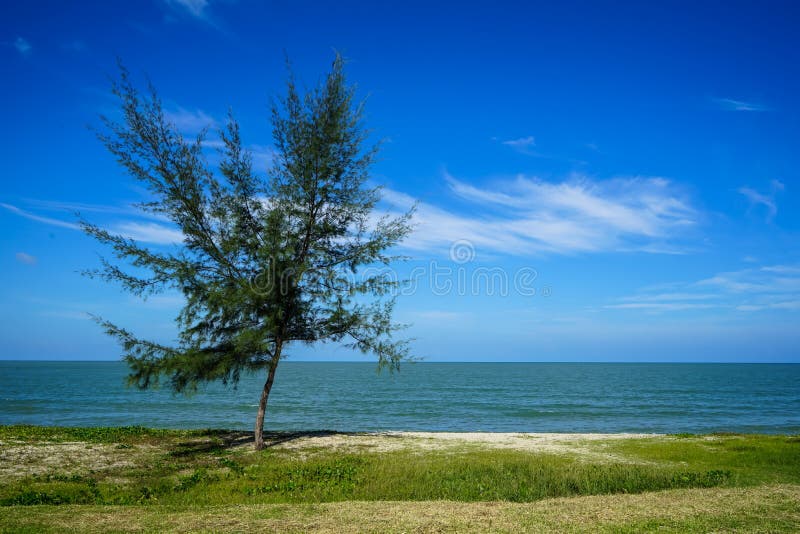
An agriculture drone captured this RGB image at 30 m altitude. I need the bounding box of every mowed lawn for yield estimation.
[1,426,799,532]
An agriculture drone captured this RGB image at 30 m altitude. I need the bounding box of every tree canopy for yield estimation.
[82,55,413,448]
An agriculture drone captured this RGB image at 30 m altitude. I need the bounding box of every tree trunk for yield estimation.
[254,341,282,450]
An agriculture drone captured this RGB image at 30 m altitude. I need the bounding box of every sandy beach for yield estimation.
[263,431,662,460]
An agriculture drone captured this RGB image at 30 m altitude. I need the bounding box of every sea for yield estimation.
[1,361,799,434]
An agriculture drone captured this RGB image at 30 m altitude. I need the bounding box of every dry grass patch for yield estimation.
[2,484,798,533]
[0,441,157,479]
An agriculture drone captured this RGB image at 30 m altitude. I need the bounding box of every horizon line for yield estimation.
[1,359,798,364]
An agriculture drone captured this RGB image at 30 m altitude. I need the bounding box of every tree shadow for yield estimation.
[169,429,364,457]
[169,430,252,457]
[261,430,353,448]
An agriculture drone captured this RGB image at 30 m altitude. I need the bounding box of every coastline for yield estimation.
[1,426,798,532]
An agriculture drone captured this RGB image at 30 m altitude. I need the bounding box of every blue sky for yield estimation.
[2,0,799,362]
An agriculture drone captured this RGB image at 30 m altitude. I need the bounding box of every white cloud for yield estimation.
[736,301,800,312]
[62,40,87,52]
[1,203,80,230]
[111,222,184,245]
[619,292,720,302]
[739,188,774,218]
[501,136,536,154]
[1,202,182,245]
[23,198,164,219]
[167,0,210,18]
[604,302,717,311]
[14,37,31,56]
[761,265,800,275]
[165,107,216,135]
[714,98,769,112]
[249,144,276,171]
[5,169,698,259]
[738,179,784,221]
[382,172,698,257]
[40,310,91,320]
[163,106,274,168]
[611,264,800,314]
[15,252,37,265]
[203,138,276,171]
[697,266,800,294]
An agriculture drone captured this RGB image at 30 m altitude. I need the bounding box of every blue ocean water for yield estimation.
[1,361,798,434]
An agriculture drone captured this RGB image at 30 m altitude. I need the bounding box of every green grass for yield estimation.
[1,426,799,531]
[0,447,738,506]
[604,433,800,485]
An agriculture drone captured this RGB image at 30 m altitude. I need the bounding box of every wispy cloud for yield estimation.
[5,169,699,258]
[61,40,87,53]
[249,144,276,171]
[381,172,698,257]
[203,139,276,170]
[166,0,210,19]
[162,0,227,30]
[735,301,800,312]
[163,107,274,169]
[697,265,800,295]
[501,136,536,154]
[156,104,277,169]
[165,107,217,135]
[604,302,717,311]
[738,179,784,221]
[113,222,183,244]
[714,98,769,112]
[15,252,37,265]
[1,202,182,245]
[23,198,166,219]
[610,265,800,313]
[761,265,800,275]
[1,203,80,230]
[40,310,91,320]
[619,292,720,303]
[14,37,32,56]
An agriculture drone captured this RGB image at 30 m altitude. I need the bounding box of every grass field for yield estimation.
[1,426,799,532]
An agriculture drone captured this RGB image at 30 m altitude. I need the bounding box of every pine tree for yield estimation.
[82,55,413,449]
